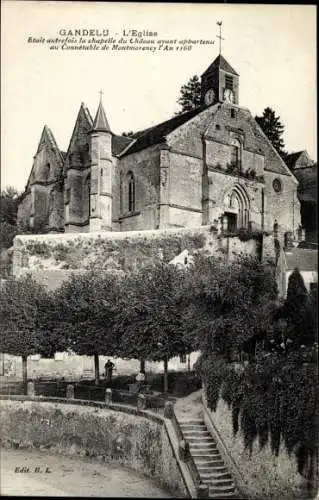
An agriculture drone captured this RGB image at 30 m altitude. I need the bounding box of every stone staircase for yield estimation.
[179,418,239,499]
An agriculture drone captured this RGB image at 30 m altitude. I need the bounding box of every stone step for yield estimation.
[180,424,207,430]
[200,476,234,487]
[190,445,220,453]
[187,437,217,444]
[183,430,212,437]
[183,431,214,438]
[189,438,217,444]
[197,467,230,477]
[208,484,236,494]
[196,461,225,469]
[196,464,228,472]
[193,454,224,461]
[179,420,205,425]
[194,458,225,467]
[190,439,217,448]
[208,491,238,500]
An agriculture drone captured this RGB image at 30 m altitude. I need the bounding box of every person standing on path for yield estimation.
[104,360,115,383]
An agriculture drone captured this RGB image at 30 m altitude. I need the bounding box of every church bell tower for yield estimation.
[201,23,239,106]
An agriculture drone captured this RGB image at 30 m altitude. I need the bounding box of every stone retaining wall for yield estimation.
[209,398,310,499]
[0,398,189,497]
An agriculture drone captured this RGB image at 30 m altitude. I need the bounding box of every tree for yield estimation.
[193,256,317,489]
[121,131,135,137]
[0,275,48,384]
[0,187,21,253]
[255,107,287,159]
[0,187,20,226]
[279,268,316,348]
[53,271,122,385]
[118,262,194,394]
[187,254,278,360]
[176,75,202,114]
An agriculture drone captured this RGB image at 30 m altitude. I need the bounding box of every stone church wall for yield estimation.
[168,152,202,227]
[114,145,161,231]
[17,192,32,229]
[168,107,213,158]
[263,171,301,235]
[33,184,50,229]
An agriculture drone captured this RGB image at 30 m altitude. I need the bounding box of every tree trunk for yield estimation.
[22,355,27,386]
[140,359,145,372]
[94,353,100,386]
[163,356,168,396]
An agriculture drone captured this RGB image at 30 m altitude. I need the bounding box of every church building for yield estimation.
[17,53,301,239]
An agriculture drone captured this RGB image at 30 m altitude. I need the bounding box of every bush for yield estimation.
[146,370,201,396]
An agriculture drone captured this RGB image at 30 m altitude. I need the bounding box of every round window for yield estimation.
[273,178,282,193]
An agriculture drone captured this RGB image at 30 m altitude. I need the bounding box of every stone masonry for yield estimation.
[17,53,301,244]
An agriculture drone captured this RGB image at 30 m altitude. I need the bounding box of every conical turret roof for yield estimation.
[92,98,111,132]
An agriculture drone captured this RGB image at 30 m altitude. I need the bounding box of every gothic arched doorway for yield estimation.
[223,185,250,231]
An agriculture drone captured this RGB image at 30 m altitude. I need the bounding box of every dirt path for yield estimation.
[0,448,172,497]
[174,389,203,420]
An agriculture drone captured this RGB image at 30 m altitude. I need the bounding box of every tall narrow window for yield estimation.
[127,172,135,213]
[66,188,71,204]
[86,175,91,216]
[119,172,123,214]
[230,139,241,168]
[45,163,50,180]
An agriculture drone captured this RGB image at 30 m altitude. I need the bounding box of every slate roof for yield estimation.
[121,106,205,156]
[286,151,304,169]
[202,54,239,76]
[112,135,134,156]
[285,248,318,271]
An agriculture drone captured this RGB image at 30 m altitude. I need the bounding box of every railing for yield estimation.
[171,408,201,488]
[0,380,173,414]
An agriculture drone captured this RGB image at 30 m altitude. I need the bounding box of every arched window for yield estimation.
[127,172,135,213]
[230,139,241,169]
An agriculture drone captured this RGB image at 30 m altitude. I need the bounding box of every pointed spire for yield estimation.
[92,92,111,132]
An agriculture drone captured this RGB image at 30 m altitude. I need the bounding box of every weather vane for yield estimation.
[99,89,103,101]
[217,21,224,55]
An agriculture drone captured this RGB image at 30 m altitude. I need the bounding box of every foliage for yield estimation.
[121,131,135,137]
[198,257,318,484]
[278,268,317,347]
[0,275,48,358]
[255,107,287,159]
[52,271,123,357]
[187,254,278,360]
[176,75,202,114]
[0,187,21,252]
[0,222,19,251]
[117,262,195,362]
[19,230,206,273]
[0,187,20,226]
[0,275,52,381]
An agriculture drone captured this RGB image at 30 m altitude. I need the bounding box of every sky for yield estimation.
[1,2,317,192]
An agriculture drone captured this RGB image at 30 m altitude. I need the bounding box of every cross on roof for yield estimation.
[99,89,103,101]
[217,21,225,55]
